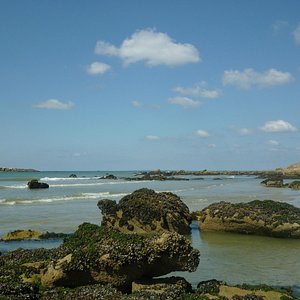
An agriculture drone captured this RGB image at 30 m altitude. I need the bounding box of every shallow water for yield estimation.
[1,171,300,294]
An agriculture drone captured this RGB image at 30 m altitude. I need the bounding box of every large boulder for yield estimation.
[40,223,200,291]
[194,200,300,238]
[27,179,49,189]
[97,188,192,234]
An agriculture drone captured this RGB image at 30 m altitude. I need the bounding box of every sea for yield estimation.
[1,171,300,295]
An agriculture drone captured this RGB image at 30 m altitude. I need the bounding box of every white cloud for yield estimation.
[34,99,74,110]
[168,96,200,108]
[95,28,200,67]
[272,20,288,34]
[222,68,293,89]
[239,128,253,136]
[132,100,143,108]
[293,23,300,44]
[145,135,160,141]
[267,140,279,146]
[174,81,222,99]
[196,129,210,138]
[87,62,111,75]
[208,143,216,148]
[260,120,297,132]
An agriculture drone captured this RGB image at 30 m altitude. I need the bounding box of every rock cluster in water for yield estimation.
[193,200,300,238]
[98,188,192,234]
[261,178,300,189]
[27,179,49,189]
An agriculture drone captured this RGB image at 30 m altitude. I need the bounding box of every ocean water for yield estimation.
[1,171,300,294]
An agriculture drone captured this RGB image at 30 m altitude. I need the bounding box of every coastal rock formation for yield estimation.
[288,180,300,189]
[194,200,300,238]
[98,188,192,234]
[39,223,200,291]
[196,280,294,300]
[0,167,39,172]
[1,229,68,241]
[132,277,192,298]
[260,178,286,188]
[100,174,118,180]
[69,173,77,178]
[27,179,49,189]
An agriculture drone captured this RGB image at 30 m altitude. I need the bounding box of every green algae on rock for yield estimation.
[98,188,192,234]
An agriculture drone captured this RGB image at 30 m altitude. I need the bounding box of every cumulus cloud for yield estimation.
[260,120,297,132]
[195,129,210,137]
[239,128,253,136]
[168,96,200,108]
[145,135,160,141]
[34,99,74,110]
[87,62,111,75]
[174,81,222,99]
[293,23,300,44]
[222,68,293,89]
[95,28,200,67]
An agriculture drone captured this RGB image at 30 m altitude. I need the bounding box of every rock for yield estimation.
[1,230,68,241]
[196,280,294,300]
[100,174,117,180]
[69,173,77,178]
[131,276,192,298]
[288,181,300,189]
[195,200,300,238]
[40,223,200,291]
[27,179,49,189]
[98,188,192,234]
[260,178,286,187]
[2,229,43,241]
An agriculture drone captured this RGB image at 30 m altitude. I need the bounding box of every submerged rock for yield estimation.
[27,179,49,189]
[98,188,192,234]
[194,200,300,238]
[40,223,200,291]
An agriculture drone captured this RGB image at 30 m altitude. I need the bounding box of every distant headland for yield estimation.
[0,167,39,172]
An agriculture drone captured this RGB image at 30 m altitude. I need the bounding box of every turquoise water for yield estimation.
[1,171,300,294]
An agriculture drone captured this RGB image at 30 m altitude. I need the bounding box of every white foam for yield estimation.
[40,177,94,181]
[4,184,26,189]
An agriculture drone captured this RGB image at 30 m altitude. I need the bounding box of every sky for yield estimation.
[0,0,300,171]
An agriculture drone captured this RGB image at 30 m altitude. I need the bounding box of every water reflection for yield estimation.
[171,225,300,295]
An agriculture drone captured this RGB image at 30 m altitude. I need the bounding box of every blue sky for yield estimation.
[1,0,300,170]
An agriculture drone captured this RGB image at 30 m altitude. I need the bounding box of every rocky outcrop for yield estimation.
[288,180,300,189]
[260,178,286,187]
[39,223,199,291]
[0,167,39,172]
[27,179,49,189]
[69,173,77,178]
[98,188,192,234]
[131,277,192,298]
[196,280,294,300]
[100,174,118,180]
[1,229,68,241]
[194,200,300,238]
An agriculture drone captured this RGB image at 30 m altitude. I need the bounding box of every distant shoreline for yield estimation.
[0,168,39,172]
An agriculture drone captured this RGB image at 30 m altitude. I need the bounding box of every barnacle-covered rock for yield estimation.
[40,223,200,291]
[98,188,192,234]
[194,200,300,238]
